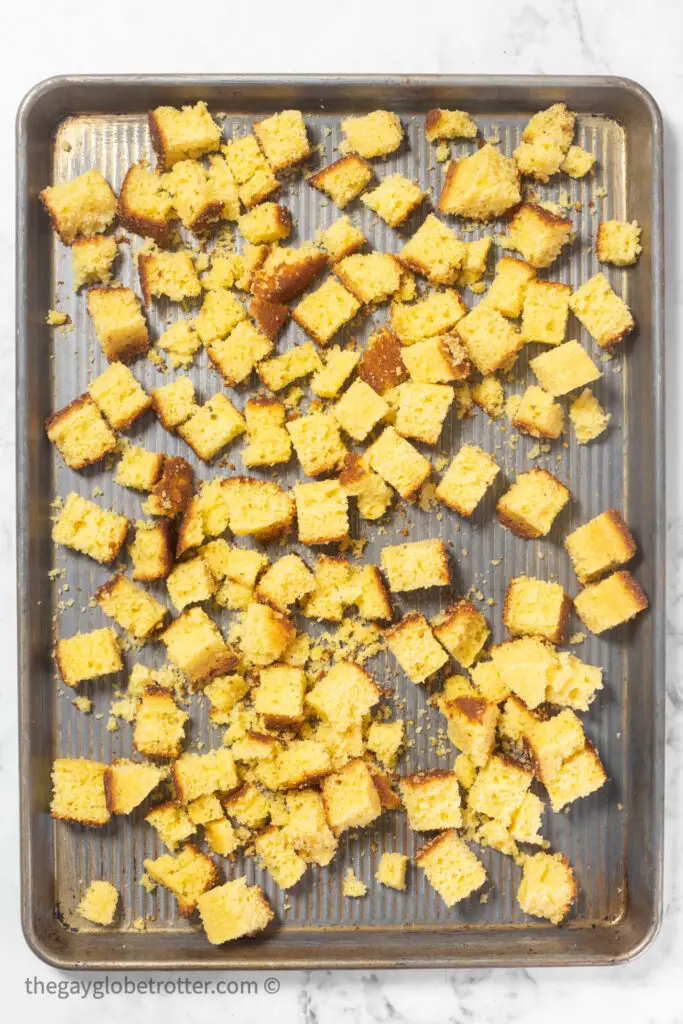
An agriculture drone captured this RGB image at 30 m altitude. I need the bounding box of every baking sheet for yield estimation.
[16,75,664,968]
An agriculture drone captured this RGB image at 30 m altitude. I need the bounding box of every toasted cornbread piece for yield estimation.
[256,554,315,612]
[435,444,499,516]
[432,599,490,668]
[332,379,389,442]
[152,376,198,431]
[507,203,574,269]
[352,564,393,621]
[52,492,128,563]
[341,110,403,159]
[508,791,545,846]
[472,377,505,418]
[561,145,595,178]
[248,295,290,340]
[394,381,454,445]
[144,844,217,917]
[197,876,273,944]
[521,279,571,346]
[491,638,557,710]
[308,154,374,208]
[203,818,243,856]
[317,216,366,263]
[207,320,273,386]
[292,277,361,345]
[545,651,603,711]
[294,479,349,545]
[95,574,167,637]
[104,758,167,815]
[50,757,110,826]
[149,101,221,169]
[334,252,402,304]
[569,272,635,348]
[517,851,576,924]
[565,509,636,585]
[569,388,610,444]
[71,235,117,290]
[130,520,175,581]
[138,250,202,306]
[193,288,247,345]
[166,555,217,611]
[467,753,532,826]
[118,162,173,245]
[544,743,607,811]
[86,287,149,363]
[254,109,311,171]
[253,663,306,728]
[178,394,246,461]
[365,426,431,500]
[88,362,151,431]
[366,721,404,768]
[375,851,408,890]
[485,257,536,318]
[400,770,462,831]
[440,693,498,768]
[241,601,296,667]
[321,758,382,835]
[144,456,194,519]
[242,397,291,467]
[497,468,570,539]
[503,576,570,644]
[425,108,477,141]
[222,476,295,540]
[311,346,360,398]
[254,826,307,889]
[574,570,648,635]
[381,538,450,592]
[162,159,222,233]
[204,674,250,724]
[55,627,122,688]
[361,174,425,227]
[358,327,408,393]
[239,202,292,244]
[384,612,448,683]
[252,244,327,303]
[77,880,119,925]
[415,831,486,907]
[238,165,280,209]
[456,304,524,376]
[530,340,601,396]
[400,214,466,285]
[401,333,470,383]
[40,169,117,245]
[596,219,642,267]
[258,341,323,392]
[286,411,348,476]
[173,748,239,803]
[162,606,236,685]
[307,661,380,732]
[115,446,165,492]
[513,385,565,439]
[438,144,521,220]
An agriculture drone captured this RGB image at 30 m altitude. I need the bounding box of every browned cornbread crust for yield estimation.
[45,395,117,470]
[148,457,194,517]
[248,296,291,340]
[86,287,150,363]
[130,520,176,580]
[358,328,408,394]
[251,249,328,303]
[118,163,171,247]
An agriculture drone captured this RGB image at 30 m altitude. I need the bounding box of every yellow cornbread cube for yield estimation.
[308,154,374,208]
[95,574,167,637]
[400,214,466,285]
[435,444,500,516]
[332,379,389,442]
[40,169,117,245]
[561,145,595,178]
[512,385,565,439]
[496,468,570,539]
[311,346,360,398]
[286,411,348,476]
[335,252,402,304]
[381,538,450,592]
[172,747,239,803]
[503,576,570,644]
[467,753,532,826]
[86,287,149,363]
[394,381,454,445]
[149,101,221,169]
[52,491,129,564]
[524,708,586,785]
[50,757,110,826]
[138,250,202,306]
[193,288,247,345]
[521,279,571,346]
[238,202,292,244]
[517,851,576,924]
[133,689,188,759]
[339,453,393,521]
[490,638,557,709]
[177,394,246,461]
[358,327,408,393]
[204,673,249,724]
[522,102,575,148]
[254,826,307,889]
[105,759,168,815]
[258,341,323,391]
[545,651,603,711]
[207,320,273,386]
[255,554,315,612]
[242,397,292,467]
[88,362,151,431]
[513,137,566,183]
[596,220,642,267]
[197,877,273,945]
[574,570,648,635]
[384,611,448,684]
[292,277,361,345]
[456,303,524,376]
[569,388,610,444]
[55,628,122,687]
[341,109,403,158]
[470,660,511,704]
[439,693,498,768]
[544,743,607,811]
[225,782,271,829]
[221,477,295,541]
[401,333,470,383]
[365,426,431,501]
[569,272,635,348]
[366,721,404,768]
[254,109,311,171]
[321,758,382,835]
[485,256,536,318]
[223,134,270,183]
[316,216,366,262]
[241,601,296,667]
[144,456,194,520]
[415,831,486,907]
[438,144,521,220]
[425,108,477,141]
[186,793,224,826]
[162,159,222,233]
[203,818,243,857]
[162,606,236,685]
[306,661,381,732]
[507,203,574,269]
[262,739,332,791]
[565,508,636,585]
[375,852,408,890]
[400,770,462,831]
[361,173,426,227]
[391,289,467,344]
[253,663,306,727]
[431,599,490,668]
[301,555,356,622]
[115,446,165,492]
[77,881,119,925]
[166,556,217,611]
[118,161,174,246]
[71,235,118,290]
[472,377,505,418]
[152,376,198,431]
[144,844,217,917]
[456,236,491,288]
[294,479,349,545]
[251,244,327,303]
[278,790,337,864]
[530,339,601,397]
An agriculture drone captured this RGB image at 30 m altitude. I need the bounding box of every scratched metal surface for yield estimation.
[16,76,664,968]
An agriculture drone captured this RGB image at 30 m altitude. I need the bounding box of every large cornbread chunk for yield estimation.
[425,108,477,141]
[241,602,296,667]
[400,214,466,285]
[178,394,246,461]
[287,411,348,476]
[437,144,521,220]
[517,851,576,924]
[104,759,167,815]
[50,757,110,826]
[503,576,571,644]
[335,252,402,304]
[321,759,382,834]
[197,877,274,945]
[40,169,117,245]
[574,570,648,635]
[55,628,122,687]
[166,556,217,611]
[490,637,557,709]
[365,426,431,500]
[243,398,291,467]
[333,380,389,442]
[162,159,222,233]
[435,444,500,516]
[258,342,323,391]
[512,385,565,440]
[252,244,327,303]
[254,109,311,171]
[88,362,151,431]
[311,346,360,398]
[238,202,292,244]
[253,663,306,727]
[254,827,307,889]
[308,154,374,209]
[485,257,537,318]
[507,203,574,269]
[431,599,490,668]
[569,272,635,348]
[569,388,610,444]
[317,216,366,262]
[208,320,273,386]
[467,753,532,826]
[544,743,607,811]
[86,286,149,363]
[115,446,165,492]
[52,492,129,564]
[138,250,201,306]
[375,852,409,890]
[144,844,217,917]
[72,235,118,289]
[596,220,642,267]
[134,690,188,759]
[152,376,198,431]
[149,101,221,169]
[256,554,315,612]
[193,288,247,345]
[162,607,237,685]
[358,327,408,393]
[401,334,470,384]
[294,479,349,545]
[456,304,524,376]
[384,612,448,683]
[118,162,173,246]
[172,748,239,803]
[293,277,361,345]
[144,457,194,519]
[306,661,380,732]
[222,477,294,541]
[381,538,450,592]
[77,881,119,925]
[496,468,570,539]
[95,574,167,637]
[394,381,454,445]
[439,693,498,768]
[521,279,571,346]
[415,831,486,907]
[341,110,403,158]
[145,802,195,850]
[400,770,462,831]
[565,509,636,585]
[361,174,426,228]
[530,340,601,396]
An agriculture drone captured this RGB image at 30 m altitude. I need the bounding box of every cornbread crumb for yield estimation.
[436,444,499,517]
[438,144,521,220]
[242,398,291,467]
[467,753,532,826]
[517,851,576,924]
[204,818,243,857]
[486,257,536,318]
[144,456,194,519]
[162,159,223,233]
[361,174,426,228]
[77,881,119,926]
[333,380,389,442]
[401,333,470,384]
[394,382,454,446]
[222,476,295,541]
[193,288,247,345]
[254,109,311,171]
[166,555,217,611]
[341,110,403,159]
[569,272,635,348]
[335,252,402,304]
[253,663,306,727]
[241,601,296,667]
[496,468,570,539]
[156,320,202,368]
[415,831,486,907]
[173,747,239,803]
[197,877,273,945]
[252,244,327,303]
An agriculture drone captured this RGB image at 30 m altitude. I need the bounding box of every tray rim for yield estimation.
[15,72,665,971]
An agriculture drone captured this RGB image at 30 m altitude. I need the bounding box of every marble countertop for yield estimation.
[3,0,681,1019]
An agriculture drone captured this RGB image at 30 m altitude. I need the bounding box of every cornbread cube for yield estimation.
[152,376,198,431]
[503,576,570,645]
[133,689,189,758]
[311,346,360,398]
[88,362,151,430]
[375,852,408,890]
[252,244,327,303]
[491,638,557,709]
[193,288,247,345]
[294,479,349,545]
[544,743,607,811]
[521,279,571,346]
[365,426,431,500]
[400,770,462,831]
[223,134,270,182]
[338,455,392,522]
[50,757,110,826]
[394,381,454,445]
[258,341,323,391]
[149,101,220,169]
[574,570,648,635]
[354,564,393,621]
[308,154,374,208]
[204,818,243,856]
[401,215,466,286]
[517,851,576,924]
[242,397,291,467]
[250,663,305,729]
[513,385,565,439]
[561,145,595,178]
[341,110,403,159]
[242,601,297,668]
[431,599,490,668]
[467,753,532,826]
[162,607,236,685]
[425,108,477,141]
[238,202,292,244]
[456,304,524,376]
[569,388,610,444]
[496,468,570,539]
[281,789,337,862]
[253,109,310,171]
[334,252,402,305]
[186,793,224,825]
[87,287,149,363]
[523,103,575,148]
[293,277,360,346]
[77,881,119,925]
[332,380,389,442]
[254,826,307,889]
[248,295,290,340]
[366,721,404,769]
[472,377,505,418]
[138,251,201,306]
[172,748,239,803]
[361,174,426,228]
[258,738,331,791]
[207,321,272,387]
[286,411,348,476]
[118,162,173,246]
[52,492,129,564]
[71,235,117,290]
[440,694,498,768]
[514,137,566,183]
[438,144,521,220]
[321,759,382,835]
[596,219,642,267]
[144,456,194,519]
[545,651,603,711]
[307,661,380,732]
[456,236,492,289]
[55,627,122,687]
[358,327,408,392]
[415,831,486,907]
[525,708,586,784]
[256,554,315,612]
[317,216,366,263]
[162,159,222,233]
[384,612,448,684]
[144,844,217,917]
[203,674,250,725]
[381,538,450,592]
[565,509,636,586]
[197,876,273,945]
[435,444,500,516]
[470,660,510,704]
[508,203,574,269]
[178,394,246,461]
[401,333,470,384]
[301,555,355,621]
[222,476,295,541]
[201,541,267,588]
[570,272,635,348]
[95,574,167,637]
[115,446,165,492]
[199,154,241,221]
[239,165,280,209]
[40,169,117,245]
[508,791,545,846]
[486,257,536,319]
[104,758,167,816]
[166,556,217,611]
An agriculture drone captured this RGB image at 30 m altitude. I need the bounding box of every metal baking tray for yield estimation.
[16,75,664,969]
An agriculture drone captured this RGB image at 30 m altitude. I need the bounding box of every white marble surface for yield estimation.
[3,0,682,1018]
